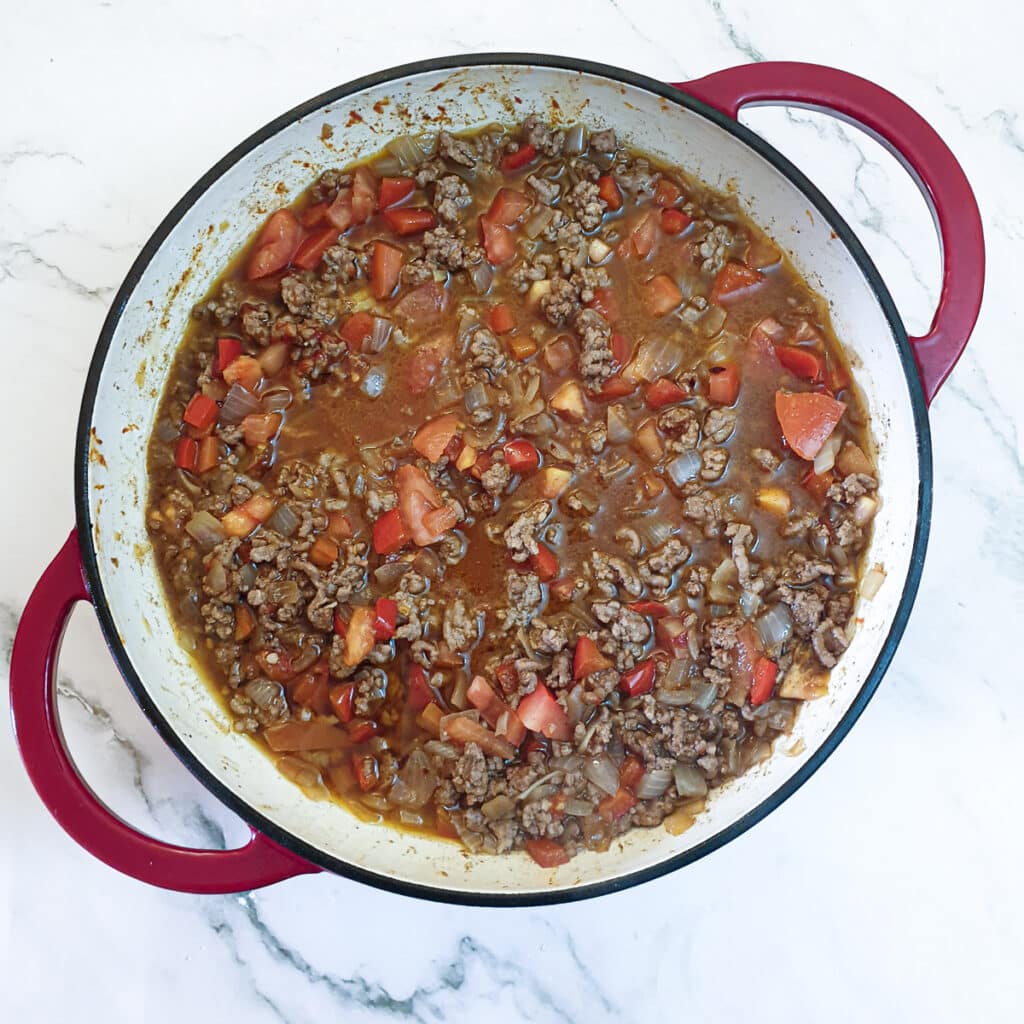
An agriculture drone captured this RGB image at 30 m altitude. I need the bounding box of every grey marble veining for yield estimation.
[2,2,1022,1022]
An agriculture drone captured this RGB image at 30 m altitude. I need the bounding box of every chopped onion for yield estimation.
[374,560,411,586]
[266,503,300,538]
[563,798,595,817]
[661,659,690,689]
[457,313,482,345]
[655,687,694,707]
[588,237,612,263]
[464,381,490,412]
[372,155,403,177]
[261,385,293,412]
[606,403,634,444]
[625,334,683,383]
[565,684,588,725]
[364,316,393,354]
[813,432,843,475]
[708,559,738,603]
[564,123,586,155]
[358,445,385,473]
[739,591,762,618]
[219,383,260,424]
[757,603,793,650]
[469,261,494,295]
[691,678,717,710]
[517,770,562,803]
[449,672,470,710]
[257,341,290,376]
[582,753,620,796]
[524,204,556,238]
[861,564,886,600]
[388,134,427,168]
[636,515,673,550]
[361,368,386,399]
[673,764,708,798]
[388,749,437,808]
[635,768,674,800]
[481,794,516,821]
[667,451,701,487]
[185,510,226,547]
[267,579,300,606]
[853,495,880,525]
[543,438,575,463]
[700,305,727,339]
[412,546,442,579]
[423,740,459,759]
[239,563,258,589]
[245,678,284,710]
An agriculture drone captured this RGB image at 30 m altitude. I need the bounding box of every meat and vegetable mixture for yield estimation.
[147,117,880,866]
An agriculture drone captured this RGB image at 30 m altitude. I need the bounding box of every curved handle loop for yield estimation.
[9,531,319,893]
[673,62,985,404]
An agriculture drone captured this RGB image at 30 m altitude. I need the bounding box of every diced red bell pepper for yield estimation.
[644,377,687,410]
[611,333,631,367]
[488,303,516,335]
[350,166,378,225]
[548,577,577,601]
[500,143,537,173]
[801,467,834,504]
[503,439,540,473]
[525,837,570,868]
[629,600,669,618]
[301,202,329,228]
[292,227,339,270]
[516,683,571,741]
[214,337,243,377]
[309,536,339,568]
[329,682,355,724]
[255,649,296,683]
[495,660,519,695]
[488,188,533,226]
[618,755,645,792]
[480,213,516,264]
[710,261,766,303]
[594,375,637,400]
[246,209,301,280]
[288,662,332,717]
[630,211,658,258]
[775,390,847,460]
[396,464,457,546]
[776,345,825,383]
[529,543,559,582]
[351,753,379,792]
[620,659,656,698]
[326,188,353,232]
[346,718,380,744]
[195,435,220,474]
[370,241,404,300]
[598,787,637,822]
[174,437,198,472]
[708,363,740,405]
[655,615,689,659]
[406,665,435,713]
[573,636,613,679]
[379,176,415,209]
[653,178,683,207]
[182,392,219,430]
[597,174,622,212]
[338,311,375,347]
[661,208,692,234]
[372,509,409,555]
[750,657,778,706]
[467,675,524,742]
[384,207,437,235]
[588,287,620,324]
[372,598,398,641]
[325,511,353,542]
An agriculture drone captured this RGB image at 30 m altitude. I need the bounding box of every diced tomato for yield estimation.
[404,335,451,395]
[630,211,659,258]
[309,536,339,568]
[528,543,559,582]
[574,636,613,679]
[629,600,669,618]
[372,598,398,642]
[220,508,256,537]
[241,412,281,446]
[730,623,763,702]
[611,333,631,366]
[775,390,847,460]
[588,287,620,324]
[288,661,331,717]
[214,338,243,377]
[369,241,404,301]
[412,413,460,463]
[619,755,645,792]
[467,675,523,739]
[292,227,338,270]
[255,649,295,683]
[346,718,380,744]
[598,787,637,822]
[644,377,688,410]
[378,176,415,209]
[182,392,218,430]
[406,665,435,713]
[441,715,516,759]
[620,659,656,698]
[751,657,778,706]
[508,335,537,360]
[394,280,448,325]
[488,303,516,335]
[516,683,572,741]
[653,178,683,207]
[655,615,689,658]
[246,209,302,280]
[597,174,622,212]
[708,363,740,405]
[749,317,787,348]
[325,188,353,231]
[396,464,455,546]
[633,419,663,461]
[344,606,377,667]
[525,837,570,868]
[488,188,533,226]
[301,202,328,228]
[222,355,263,391]
[801,467,834,504]
[503,439,540,473]
[776,345,825,383]
[372,508,410,555]
[384,207,437,235]
[661,208,692,234]
[500,143,537,172]
[174,437,198,472]
[239,494,274,523]
[480,214,517,264]
[325,511,353,541]
[595,374,636,400]
[350,166,378,225]
[423,505,460,537]
[195,435,220,473]
[329,682,355,723]
[711,261,766,303]
[351,753,379,792]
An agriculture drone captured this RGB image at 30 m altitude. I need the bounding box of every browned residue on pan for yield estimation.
[346,109,364,127]
[122,423,139,433]
[372,97,390,114]
[320,123,334,141]
[88,427,106,468]
[135,359,147,388]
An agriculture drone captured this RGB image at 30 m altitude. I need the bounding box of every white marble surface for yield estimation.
[2,1,1021,1020]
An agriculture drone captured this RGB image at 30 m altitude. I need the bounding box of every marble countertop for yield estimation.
[2,1,1021,1020]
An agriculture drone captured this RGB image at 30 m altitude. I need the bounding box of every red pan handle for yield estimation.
[673,62,985,404]
[9,531,319,893]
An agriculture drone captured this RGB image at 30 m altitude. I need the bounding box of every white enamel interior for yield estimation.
[83,62,922,897]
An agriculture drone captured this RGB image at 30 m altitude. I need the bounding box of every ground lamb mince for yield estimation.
[146,118,878,866]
